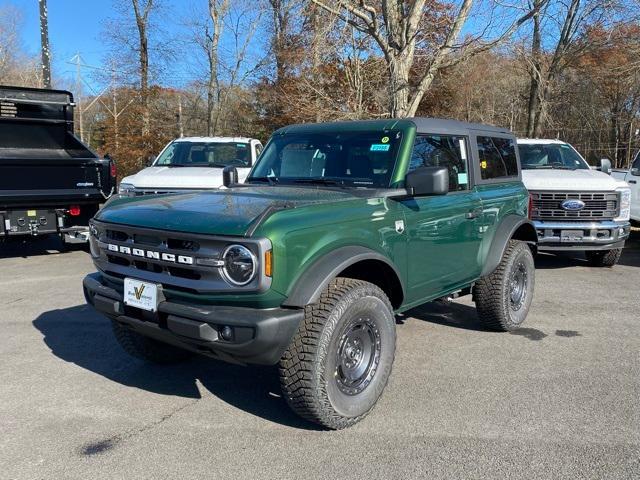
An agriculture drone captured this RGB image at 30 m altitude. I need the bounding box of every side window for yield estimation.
[409,135,469,191]
[477,136,518,180]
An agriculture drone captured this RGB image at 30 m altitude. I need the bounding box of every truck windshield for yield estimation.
[518,143,590,170]
[154,141,251,168]
[248,131,403,188]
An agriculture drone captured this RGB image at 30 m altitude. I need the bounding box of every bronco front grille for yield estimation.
[90,221,271,294]
[529,191,619,221]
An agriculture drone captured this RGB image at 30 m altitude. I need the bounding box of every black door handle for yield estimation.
[629,180,637,184]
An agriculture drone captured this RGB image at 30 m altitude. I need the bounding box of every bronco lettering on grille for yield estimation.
[107,243,194,265]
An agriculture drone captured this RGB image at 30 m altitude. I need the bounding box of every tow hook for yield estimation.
[28,221,39,236]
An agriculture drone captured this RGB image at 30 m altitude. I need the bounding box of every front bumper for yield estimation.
[83,273,303,365]
[533,220,630,251]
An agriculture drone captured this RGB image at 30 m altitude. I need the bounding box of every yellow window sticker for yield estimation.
[480,160,487,169]
[27,210,37,217]
[381,136,389,144]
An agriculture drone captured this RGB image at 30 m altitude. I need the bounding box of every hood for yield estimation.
[96,186,361,236]
[124,166,229,189]
[522,168,627,192]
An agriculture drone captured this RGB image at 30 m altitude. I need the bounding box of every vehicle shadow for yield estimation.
[534,229,640,269]
[0,236,87,259]
[406,301,488,332]
[32,305,320,430]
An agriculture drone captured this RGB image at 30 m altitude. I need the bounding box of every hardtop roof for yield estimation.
[273,117,513,136]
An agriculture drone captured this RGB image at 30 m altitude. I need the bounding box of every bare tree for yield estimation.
[310,0,544,117]
[38,0,51,88]
[523,0,614,137]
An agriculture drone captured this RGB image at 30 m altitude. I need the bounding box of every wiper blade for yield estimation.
[249,176,279,185]
[290,178,346,187]
[551,165,576,170]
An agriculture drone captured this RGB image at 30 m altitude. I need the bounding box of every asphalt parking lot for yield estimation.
[1,235,639,480]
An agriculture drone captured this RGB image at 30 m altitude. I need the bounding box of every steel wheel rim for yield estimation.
[509,261,528,311]
[335,318,381,396]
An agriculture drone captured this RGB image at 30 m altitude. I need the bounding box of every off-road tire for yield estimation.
[112,321,193,364]
[279,278,396,430]
[585,248,622,267]
[473,240,535,331]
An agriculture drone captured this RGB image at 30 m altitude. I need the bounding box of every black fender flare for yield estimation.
[282,245,404,308]
[481,215,537,277]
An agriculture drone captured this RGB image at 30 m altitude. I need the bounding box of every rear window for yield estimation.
[477,136,518,180]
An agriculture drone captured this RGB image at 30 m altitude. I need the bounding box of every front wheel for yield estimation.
[585,248,622,267]
[473,240,535,331]
[279,278,396,429]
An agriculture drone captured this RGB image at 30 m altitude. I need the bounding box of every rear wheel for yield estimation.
[585,248,622,267]
[279,278,396,429]
[473,240,535,331]
[112,321,193,364]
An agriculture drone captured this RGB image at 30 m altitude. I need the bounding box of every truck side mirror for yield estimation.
[146,155,156,167]
[223,166,238,188]
[600,158,612,175]
[405,166,448,196]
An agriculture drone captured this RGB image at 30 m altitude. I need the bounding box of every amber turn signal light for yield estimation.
[264,250,273,277]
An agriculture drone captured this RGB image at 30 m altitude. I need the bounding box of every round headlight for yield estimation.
[221,244,257,286]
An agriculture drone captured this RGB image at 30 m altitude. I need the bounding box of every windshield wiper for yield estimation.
[249,176,279,185]
[551,165,576,170]
[289,178,347,187]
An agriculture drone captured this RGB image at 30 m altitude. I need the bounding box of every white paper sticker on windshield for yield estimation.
[459,139,467,160]
[458,173,468,185]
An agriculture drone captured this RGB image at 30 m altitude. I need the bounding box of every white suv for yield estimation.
[518,138,631,266]
[118,137,263,195]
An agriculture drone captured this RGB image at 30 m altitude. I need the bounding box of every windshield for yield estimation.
[518,143,589,170]
[154,141,251,168]
[248,131,403,188]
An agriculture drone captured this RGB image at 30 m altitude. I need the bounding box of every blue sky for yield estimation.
[6,0,117,83]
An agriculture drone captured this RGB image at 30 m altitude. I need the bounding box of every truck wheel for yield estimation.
[279,278,396,429]
[473,240,535,331]
[585,248,622,267]
[112,321,193,364]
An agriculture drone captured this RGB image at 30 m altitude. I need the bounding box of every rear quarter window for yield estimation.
[476,136,518,180]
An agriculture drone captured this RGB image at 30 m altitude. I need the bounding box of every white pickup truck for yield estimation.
[518,139,631,266]
[118,136,263,195]
[611,150,640,222]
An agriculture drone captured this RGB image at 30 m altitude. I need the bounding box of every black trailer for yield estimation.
[0,86,116,243]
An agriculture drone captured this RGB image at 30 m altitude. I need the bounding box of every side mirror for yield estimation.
[405,166,448,196]
[600,158,612,175]
[222,165,238,188]
[146,155,156,167]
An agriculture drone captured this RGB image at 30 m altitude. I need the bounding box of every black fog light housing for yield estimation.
[220,326,234,341]
[221,244,257,286]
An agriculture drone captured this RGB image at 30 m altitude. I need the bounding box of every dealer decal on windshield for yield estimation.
[370,144,390,152]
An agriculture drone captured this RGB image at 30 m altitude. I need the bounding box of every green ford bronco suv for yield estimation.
[83,118,537,429]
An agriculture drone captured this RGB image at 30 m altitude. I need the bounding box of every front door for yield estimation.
[400,134,484,304]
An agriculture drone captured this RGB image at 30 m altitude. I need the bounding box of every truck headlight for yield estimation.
[118,183,136,195]
[615,187,631,222]
[221,244,257,286]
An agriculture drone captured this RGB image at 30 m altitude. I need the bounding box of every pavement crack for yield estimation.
[79,399,198,456]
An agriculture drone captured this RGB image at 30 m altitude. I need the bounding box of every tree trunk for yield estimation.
[132,0,152,138]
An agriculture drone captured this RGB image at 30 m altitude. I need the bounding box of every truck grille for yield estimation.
[529,191,619,221]
[89,220,270,294]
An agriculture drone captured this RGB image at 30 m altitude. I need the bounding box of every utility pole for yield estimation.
[177,93,184,138]
[72,53,84,141]
[38,0,52,88]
